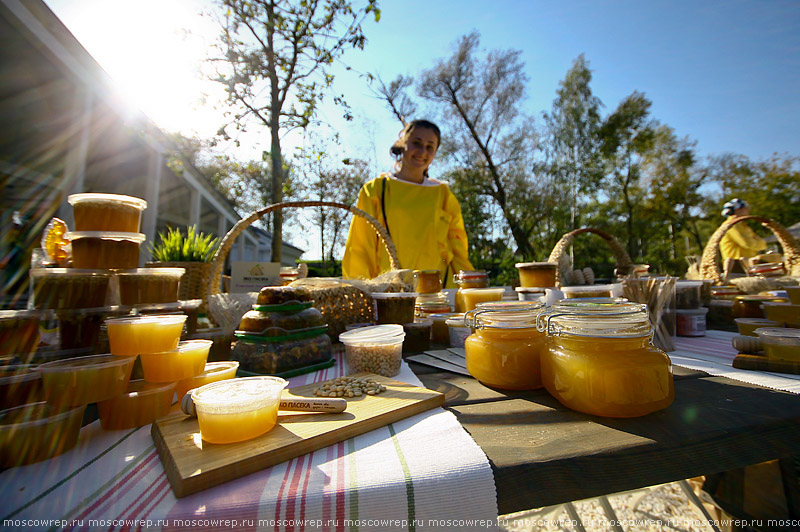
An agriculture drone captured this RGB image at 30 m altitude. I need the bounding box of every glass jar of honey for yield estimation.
[464,301,546,390]
[414,269,443,294]
[732,295,788,319]
[453,270,489,313]
[540,302,674,418]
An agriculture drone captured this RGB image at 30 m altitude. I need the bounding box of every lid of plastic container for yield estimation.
[0,309,42,321]
[560,284,614,292]
[339,324,403,343]
[116,268,185,277]
[370,292,418,299]
[235,325,328,343]
[146,339,213,356]
[0,365,41,385]
[675,280,703,288]
[68,193,147,209]
[734,317,781,325]
[193,361,239,378]
[515,287,547,293]
[30,268,114,278]
[755,327,800,343]
[54,305,122,317]
[459,287,505,294]
[66,231,146,243]
[454,270,488,280]
[191,376,287,411]
[105,314,187,326]
[120,379,176,396]
[515,262,557,269]
[37,353,134,373]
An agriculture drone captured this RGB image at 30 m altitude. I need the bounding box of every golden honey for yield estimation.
[460,288,504,312]
[197,402,279,444]
[67,232,145,270]
[175,361,239,403]
[515,262,557,288]
[542,335,673,418]
[139,339,211,383]
[0,402,85,467]
[97,380,175,430]
[414,269,442,294]
[68,193,147,233]
[37,354,135,408]
[106,315,186,356]
[755,328,800,362]
[464,302,546,390]
[454,270,489,313]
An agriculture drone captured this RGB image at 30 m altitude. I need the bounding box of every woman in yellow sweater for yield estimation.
[342,120,474,287]
[719,198,766,274]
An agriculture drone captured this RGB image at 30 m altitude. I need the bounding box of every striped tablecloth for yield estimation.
[0,352,498,532]
[672,330,800,394]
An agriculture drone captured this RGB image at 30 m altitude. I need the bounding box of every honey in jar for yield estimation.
[732,295,788,319]
[454,270,489,313]
[460,287,505,312]
[414,269,443,294]
[67,231,145,270]
[106,315,187,356]
[515,262,557,288]
[540,304,673,418]
[191,376,287,444]
[97,380,176,430]
[464,301,547,390]
[139,339,212,382]
[68,193,147,233]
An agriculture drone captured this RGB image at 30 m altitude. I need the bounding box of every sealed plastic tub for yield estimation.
[97,380,175,430]
[734,318,782,337]
[0,402,85,467]
[68,193,147,233]
[403,319,432,354]
[139,339,212,382]
[515,262,557,288]
[560,284,614,299]
[755,328,800,362]
[116,268,184,305]
[175,361,239,403]
[67,231,145,269]
[676,307,708,337]
[675,280,703,309]
[372,292,417,325]
[37,354,135,408]
[231,328,332,375]
[339,325,404,377]
[0,310,41,359]
[0,365,43,410]
[459,287,504,312]
[30,268,113,309]
[191,376,287,444]
[106,314,186,356]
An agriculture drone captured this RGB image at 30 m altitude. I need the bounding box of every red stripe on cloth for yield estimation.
[117,476,170,532]
[66,450,160,529]
[297,449,315,532]
[273,458,298,531]
[134,478,173,532]
[321,444,336,532]
[335,441,346,532]
[283,454,309,532]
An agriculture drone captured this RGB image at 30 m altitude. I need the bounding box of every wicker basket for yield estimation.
[206,201,401,337]
[547,228,634,286]
[700,215,800,284]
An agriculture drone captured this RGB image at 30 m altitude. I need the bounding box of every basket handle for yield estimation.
[208,201,401,295]
[699,215,800,284]
[546,227,634,285]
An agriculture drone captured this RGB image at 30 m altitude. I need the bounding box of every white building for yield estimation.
[0,0,303,305]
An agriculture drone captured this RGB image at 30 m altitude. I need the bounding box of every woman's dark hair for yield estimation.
[390,119,441,158]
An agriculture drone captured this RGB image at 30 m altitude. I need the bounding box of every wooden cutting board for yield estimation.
[151,372,445,497]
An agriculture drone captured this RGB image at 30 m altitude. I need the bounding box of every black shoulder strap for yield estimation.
[381,177,391,239]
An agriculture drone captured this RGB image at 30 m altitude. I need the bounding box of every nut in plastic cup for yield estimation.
[191,376,287,444]
[339,325,404,377]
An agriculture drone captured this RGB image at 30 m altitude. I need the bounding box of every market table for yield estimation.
[409,330,800,515]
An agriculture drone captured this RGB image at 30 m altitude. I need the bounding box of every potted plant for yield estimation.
[146,226,220,309]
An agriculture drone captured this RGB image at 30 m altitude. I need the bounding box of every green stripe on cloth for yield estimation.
[348,438,358,532]
[388,423,416,532]
[2,427,142,521]
[47,444,157,532]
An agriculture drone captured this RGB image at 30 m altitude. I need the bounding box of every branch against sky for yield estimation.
[207,0,380,261]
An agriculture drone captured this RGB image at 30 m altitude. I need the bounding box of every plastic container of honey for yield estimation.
[735,318,782,337]
[755,328,800,362]
[175,361,239,403]
[37,354,135,408]
[675,280,703,309]
[453,270,489,313]
[540,303,673,418]
[0,365,43,409]
[515,262,557,288]
[67,231,145,270]
[460,287,504,312]
[403,319,432,354]
[191,376,287,444]
[97,380,176,430]
[68,193,147,233]
[762,302,800,328]
[372,292,418,325]
[116,268,185,305]
[414,269,443,294]
[139,339,212,382]
[0,402,85,467]
[560,284,614,299]
[429,312,458,345]
[57,306,124,352]
[339,325,404,377]
[732,295,789,319]
[30,269,113,309]
[106,314,187,356]
[0,310,41,360]
[464,301,546,390]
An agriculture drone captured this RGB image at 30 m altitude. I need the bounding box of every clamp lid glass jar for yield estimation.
[541,305,673,418]
[464,301,547,390]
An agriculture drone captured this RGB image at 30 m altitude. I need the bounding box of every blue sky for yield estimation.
[46,0,800,171]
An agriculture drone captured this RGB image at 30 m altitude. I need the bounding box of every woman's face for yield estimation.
[401,127,439,174]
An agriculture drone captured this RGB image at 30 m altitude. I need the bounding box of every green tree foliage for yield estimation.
[209,0,380,262]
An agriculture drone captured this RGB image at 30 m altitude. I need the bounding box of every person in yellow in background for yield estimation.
[343,119,473,288]
[719,198,766,275]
